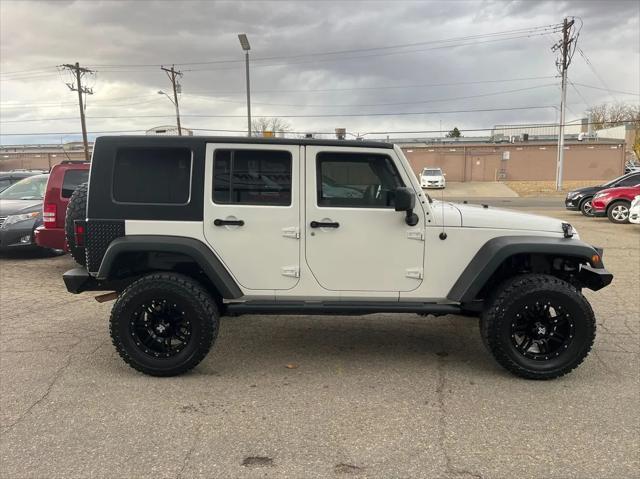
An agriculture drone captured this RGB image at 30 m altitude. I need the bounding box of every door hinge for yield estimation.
[407,230,424,241]
[281,266,300,278]
[405,268,423,280]
[282,226,300,239]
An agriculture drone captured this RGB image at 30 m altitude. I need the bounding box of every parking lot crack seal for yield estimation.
[0,353,73,433]
[176,424,201,479]
[436,357,483,479]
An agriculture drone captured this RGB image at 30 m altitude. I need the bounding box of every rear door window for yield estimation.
[61,169,89,198]
[213,149,292,206]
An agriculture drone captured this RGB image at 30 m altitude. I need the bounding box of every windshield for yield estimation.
[423,169,442,175]
[0,174,48,200]
[603,173,633,187]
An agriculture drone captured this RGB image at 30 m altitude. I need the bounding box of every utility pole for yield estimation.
[552,17,576,191]
[60,62,94,161]
[160,65,183,136]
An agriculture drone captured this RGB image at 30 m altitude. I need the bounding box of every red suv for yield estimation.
[35,161,90,250]
[591,184,640,224]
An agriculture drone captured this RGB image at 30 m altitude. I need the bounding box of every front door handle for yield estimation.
[214,219,245,226]
[310,221,339,228]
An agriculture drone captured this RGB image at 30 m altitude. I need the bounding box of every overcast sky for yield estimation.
[1,0,638,144]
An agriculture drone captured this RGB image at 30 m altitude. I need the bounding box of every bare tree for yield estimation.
[251,117,292,137]
[587,103,640,130]
[586,103,640,160]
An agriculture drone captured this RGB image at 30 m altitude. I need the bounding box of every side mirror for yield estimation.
[394,187,419,226]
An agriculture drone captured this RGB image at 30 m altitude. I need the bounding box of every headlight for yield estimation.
[593,193,607,200]
[566,191,579,199]
[1,211,40,228]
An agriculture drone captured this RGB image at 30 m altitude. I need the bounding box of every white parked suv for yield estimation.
[64,136,612,379]
[420,167,446,189]
[629,195,640,224]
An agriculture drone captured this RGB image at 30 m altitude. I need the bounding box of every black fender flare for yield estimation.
[97,235,243,299]
[447,236,605,303]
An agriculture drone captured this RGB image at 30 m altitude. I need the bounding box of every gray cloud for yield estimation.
[0,0,638,143]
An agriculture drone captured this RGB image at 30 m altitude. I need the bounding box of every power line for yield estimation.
[0,76,559,110]
[571,82,639,96]
[185,83,557,109]
[188,76,558,95]
[1,120,633,138]
[576,46,617,102]
[85,24,562,69]
[0,105,558,123]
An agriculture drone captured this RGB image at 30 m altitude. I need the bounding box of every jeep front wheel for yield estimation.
[110,273,219,376]
[480,274,595,380]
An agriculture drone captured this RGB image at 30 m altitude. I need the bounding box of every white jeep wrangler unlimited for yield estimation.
[64,136,612,379]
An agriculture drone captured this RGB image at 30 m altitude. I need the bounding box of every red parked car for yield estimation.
[591,184,640,224]
[35,161,90,250]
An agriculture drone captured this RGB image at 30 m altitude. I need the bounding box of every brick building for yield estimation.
[400,138,625,182]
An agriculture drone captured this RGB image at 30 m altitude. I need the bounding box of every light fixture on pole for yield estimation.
[238,33,252,137]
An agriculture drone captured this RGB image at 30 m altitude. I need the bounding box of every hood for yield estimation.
[570,184,604,195]
[423,173,444,179]
[453,202,566,234]
[0,199,42,216]
[597,185,640,196]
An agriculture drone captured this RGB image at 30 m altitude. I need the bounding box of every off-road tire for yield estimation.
[579,197,594,216]
[607,200,631,224]
[110,273,219,377]
[65,183,88,266]
[480,274,595,380]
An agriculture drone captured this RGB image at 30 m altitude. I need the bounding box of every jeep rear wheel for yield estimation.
[110,273,219,376]
[65,183,88,266]
[607,200,630,224]
[480,274,595,380]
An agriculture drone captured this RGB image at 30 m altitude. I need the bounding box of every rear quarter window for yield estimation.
[61,169,90,198]
[112,147,192,204]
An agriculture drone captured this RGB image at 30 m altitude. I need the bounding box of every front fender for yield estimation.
[447,236,611,303]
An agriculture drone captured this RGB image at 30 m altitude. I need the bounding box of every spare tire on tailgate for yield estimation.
[65,182,88,266]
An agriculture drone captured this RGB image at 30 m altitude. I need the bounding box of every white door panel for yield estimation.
[304,146,424,292]
[203,143,300,291]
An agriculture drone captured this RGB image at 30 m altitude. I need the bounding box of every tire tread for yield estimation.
[109,272,218,377]
[480,274,595,380]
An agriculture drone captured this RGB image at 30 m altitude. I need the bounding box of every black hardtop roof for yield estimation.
[95,135,395,150]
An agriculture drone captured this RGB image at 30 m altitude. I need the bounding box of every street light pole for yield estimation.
[238,34,252,137]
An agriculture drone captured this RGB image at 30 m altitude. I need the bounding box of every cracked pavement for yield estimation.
[0,208,638,478]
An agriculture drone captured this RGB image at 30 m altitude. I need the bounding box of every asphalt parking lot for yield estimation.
[1,207,638,479]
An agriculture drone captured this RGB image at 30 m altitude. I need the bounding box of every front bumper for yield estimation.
[0,221,38,251]
[577,264,613,291]
[564,196,581,210]
[34,225,67,250]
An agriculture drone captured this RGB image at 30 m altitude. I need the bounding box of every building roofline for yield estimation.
[95,135,395,149]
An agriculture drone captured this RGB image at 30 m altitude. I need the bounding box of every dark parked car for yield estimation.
[0,174,59,253]
[565,172,640,216]
[0,170,47,192]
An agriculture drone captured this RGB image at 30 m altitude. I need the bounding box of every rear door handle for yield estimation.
[214,219,245,226]
[310,221,339,228]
